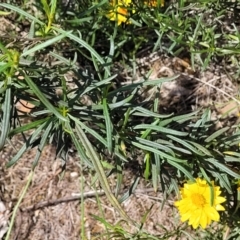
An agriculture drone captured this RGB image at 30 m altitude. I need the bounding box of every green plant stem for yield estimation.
[5,170,34,240]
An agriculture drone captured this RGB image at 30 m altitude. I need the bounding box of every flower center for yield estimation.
[191,193,206,207]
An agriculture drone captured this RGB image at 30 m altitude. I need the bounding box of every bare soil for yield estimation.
[0,138,182,240]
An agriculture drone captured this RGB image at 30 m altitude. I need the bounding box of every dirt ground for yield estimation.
[0,137,182,240]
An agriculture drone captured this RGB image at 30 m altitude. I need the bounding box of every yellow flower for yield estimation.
[145,0,164,7]
[175,178,226,229]
[107,0,133,25]
[106,0,164,25]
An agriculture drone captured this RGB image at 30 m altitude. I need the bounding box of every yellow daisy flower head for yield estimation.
[175,178,226,229]
[107,0,133,25]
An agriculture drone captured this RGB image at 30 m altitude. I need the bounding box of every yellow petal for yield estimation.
[181,211,192,222]
[205,206,220,221]
[216,204,225,211]
[216,196,226,204]
[199,213,208,229]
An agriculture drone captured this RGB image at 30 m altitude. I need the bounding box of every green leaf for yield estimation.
[7,122,47,167]
[118,177,140,203]
[136,137,175,156]
[115,158,123,196]
[187,141,212,156]
[0,63,11,76]
[103,98,112,153]
[52,28,110,75]
[0,86,11,150]
[9,117,51,137]
[206,158,240,179]
[134,124,188,136]
[73,124,132,223]
[143,152,151,180]
[50,0,57,17]
[41,0,51,17]
[152,153,161,191]
[21,33,69,57]
[132,106,172,118]
[167,135,205,156]
[159,111,197,126]
[68,114,107,147]
[24,74,67,122]
[67,123,93,168]
[0,10,11,16]
[0,3,44,25]
[140,119,160,139]
[167,160,194,181]
[32,119,53,167]
[132,141,187,163]
[209,171,232,193]
[205,127,230,143]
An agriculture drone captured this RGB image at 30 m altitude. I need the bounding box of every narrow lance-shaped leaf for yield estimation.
[24,74,67,122]
[21,33,69,57]
[103,98,113,153]
[74,123,133,224]
[0,86,11,150]
[32,120,53,168]
[0,3,44,25]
